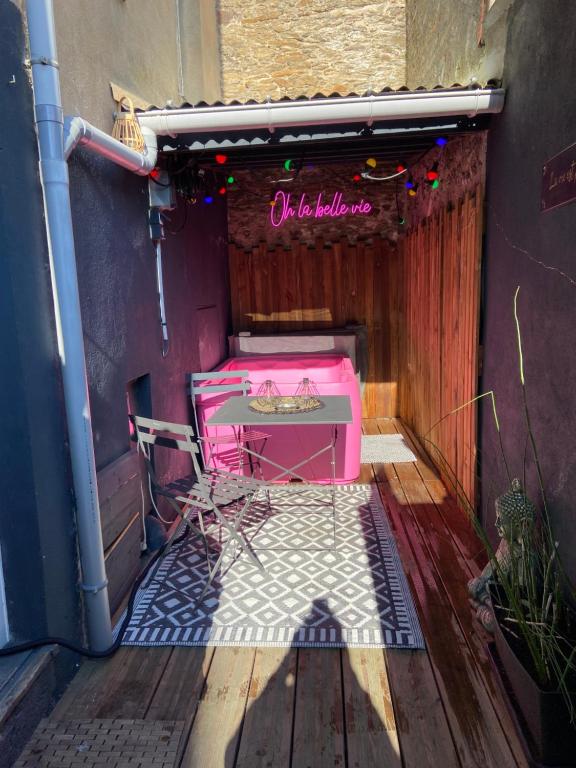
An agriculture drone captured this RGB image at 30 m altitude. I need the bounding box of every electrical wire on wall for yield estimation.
[155,240,170,358]
[0,524,190,659]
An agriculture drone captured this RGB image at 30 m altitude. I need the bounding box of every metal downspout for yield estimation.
[26,0,112,650]
[64,116,157,174]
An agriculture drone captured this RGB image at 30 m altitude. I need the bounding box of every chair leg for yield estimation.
[211,496,263,571]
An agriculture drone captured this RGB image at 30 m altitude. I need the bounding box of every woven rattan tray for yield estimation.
[248,396,324,414]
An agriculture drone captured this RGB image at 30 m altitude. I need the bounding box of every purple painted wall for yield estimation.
[480,1,576,583]
[67,152,230,472]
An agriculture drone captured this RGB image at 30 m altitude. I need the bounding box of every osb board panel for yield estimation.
[229,237,400,418]
[97,450,141,551]
[398,186,483,505]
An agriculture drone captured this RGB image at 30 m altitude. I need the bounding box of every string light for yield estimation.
[431,179,440,190]
[227,175,235,184]
[215,154,228,164]
[365,157,377,168]
[363,168,407,182]
[435,137,447,147]
[218,187,227,195]
[284,159,294,172]
[353,174,361,182]
[426,162,439,182]
[204,195,213,204]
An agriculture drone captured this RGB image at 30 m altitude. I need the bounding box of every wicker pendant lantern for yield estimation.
[112,96,145,152]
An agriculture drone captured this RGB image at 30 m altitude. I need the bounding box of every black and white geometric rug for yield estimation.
[118,484,425,650]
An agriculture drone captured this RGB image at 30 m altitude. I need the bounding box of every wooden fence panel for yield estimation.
[229,237,400,417]
[398,186,483,505]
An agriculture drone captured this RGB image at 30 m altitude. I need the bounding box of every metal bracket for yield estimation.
[26,56,60,69]
[266,95,275,134]
[80,578,109,595]
[366,90,375,128]
[35,103,64,123]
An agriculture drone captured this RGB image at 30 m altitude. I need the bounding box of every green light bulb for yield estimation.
[227,175,235,184]
[431,179,440,189]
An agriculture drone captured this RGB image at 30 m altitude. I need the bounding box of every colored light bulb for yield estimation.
[436,137,447,147]
[353,174,361,182]
[405,179,414,189]
[215,154,228,164]
[408,189,417,197]
[366,157,377,168]
[204,195,213,204]
[431,179,440,189]
[284,159,294,172]
[426,163,439,181]
[227,175,235,184]
[218,187,226,195]
[396,163,406,173]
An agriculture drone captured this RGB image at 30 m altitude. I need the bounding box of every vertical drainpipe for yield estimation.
[26,0,112,650]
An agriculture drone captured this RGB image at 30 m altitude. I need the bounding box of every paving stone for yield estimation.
[14,719,185,767]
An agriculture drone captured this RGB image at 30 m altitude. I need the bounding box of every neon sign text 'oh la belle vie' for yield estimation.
[269,190,373,228]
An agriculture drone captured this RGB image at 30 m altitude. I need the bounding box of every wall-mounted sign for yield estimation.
[542,142,576,212]
[270,190,373,228]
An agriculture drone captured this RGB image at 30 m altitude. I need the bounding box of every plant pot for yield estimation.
[490,588,576,766]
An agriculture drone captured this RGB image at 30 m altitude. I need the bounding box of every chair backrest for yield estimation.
[129,415,203,489]
[187,370,251,439]
[187,370,251,397]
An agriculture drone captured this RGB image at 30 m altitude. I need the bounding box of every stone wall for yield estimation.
[401,133,487,228]
[406,0,510,88]
[228,162,401,249]
[218,0,406,101]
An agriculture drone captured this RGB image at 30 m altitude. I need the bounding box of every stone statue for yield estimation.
[468,478,536,633]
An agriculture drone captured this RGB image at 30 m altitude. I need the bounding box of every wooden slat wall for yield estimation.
[97,450,143,615]
[229,237,400,417]
[398,186,483,505]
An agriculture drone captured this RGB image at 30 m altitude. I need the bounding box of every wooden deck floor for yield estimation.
[46,418,528,768]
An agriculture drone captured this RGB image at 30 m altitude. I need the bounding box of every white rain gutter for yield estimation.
[138,88,505,136]
[26,0,157,650]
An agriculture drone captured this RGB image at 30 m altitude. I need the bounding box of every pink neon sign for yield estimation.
[269,191,373,228]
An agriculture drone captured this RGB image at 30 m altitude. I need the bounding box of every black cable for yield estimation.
[0,525,190,659]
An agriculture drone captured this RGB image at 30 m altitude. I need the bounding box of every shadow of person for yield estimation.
[223,598,401,768]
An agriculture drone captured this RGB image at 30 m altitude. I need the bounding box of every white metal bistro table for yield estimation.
[206,394,353,508]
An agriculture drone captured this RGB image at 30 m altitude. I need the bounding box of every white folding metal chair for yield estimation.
[130,415,266,602]
[188,370,270,477]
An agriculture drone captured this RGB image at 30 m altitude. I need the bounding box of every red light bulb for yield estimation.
[426,162,439,181]
[353,174,361,182]
[215,154,228,165]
